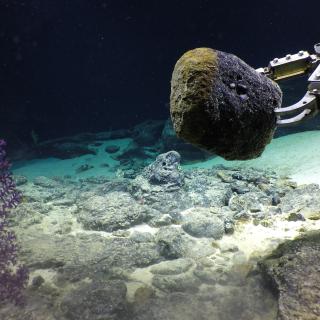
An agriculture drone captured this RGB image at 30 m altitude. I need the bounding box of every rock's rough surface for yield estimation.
[77,192,147,231]
[170,48,282,160]
[150,258,194,275]
[142,151,184,187]
[155,226,215,259]
[6,158,308,320]
[60,280,128,320]
[280,183,320,220]
[259,231,320,320]
[182,215,225,239]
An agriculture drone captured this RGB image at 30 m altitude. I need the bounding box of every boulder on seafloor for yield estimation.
[142,150,184,187]
[259,231,320,320]
[170,48,282,160]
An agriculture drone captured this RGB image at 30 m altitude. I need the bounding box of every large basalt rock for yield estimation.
[170,48,282,160]
[259,231,320,320]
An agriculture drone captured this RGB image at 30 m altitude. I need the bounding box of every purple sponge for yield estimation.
[0,139,29,305]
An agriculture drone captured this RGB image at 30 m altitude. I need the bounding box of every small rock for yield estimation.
[233,210,250,221]
[156,227,196,259]
[287,212,305,222]
[224,218,235,234]
[271,193,281,205]
[148,214,172,227]
[231,184,250,194]
[100,163,110,167]
[216,170,233,183]
[231,172,244,180]
[182,216,225,239]
[260,219,273,227]
[105,145,120,153]
[134,286,155,305]
[33,176,57,188]
[219,242,239,253]
[130,231,154,243]
[75,164,94,173]
[112,230,131,237]
[31,275,45,288]
[14,175,28,186]
[150,259,194,275]
[92,142,103,146]
[152,272,201,293]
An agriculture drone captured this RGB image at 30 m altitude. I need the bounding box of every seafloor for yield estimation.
[2,120,320,320]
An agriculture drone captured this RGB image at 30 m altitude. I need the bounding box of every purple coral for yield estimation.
[0,139,28,305]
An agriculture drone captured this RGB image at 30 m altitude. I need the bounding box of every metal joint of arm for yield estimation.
[256,43,320,127]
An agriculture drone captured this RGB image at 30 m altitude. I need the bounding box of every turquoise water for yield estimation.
[13,130,320,185]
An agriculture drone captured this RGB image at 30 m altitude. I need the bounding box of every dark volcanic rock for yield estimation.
[142,151,184,187]
[170,48,282,160]
[259,231,320,320]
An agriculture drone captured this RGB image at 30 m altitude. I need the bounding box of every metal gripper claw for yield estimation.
[275,91,319,127]
[256,43,320,127]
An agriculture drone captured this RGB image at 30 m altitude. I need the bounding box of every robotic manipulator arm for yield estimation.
[256,43,320,127]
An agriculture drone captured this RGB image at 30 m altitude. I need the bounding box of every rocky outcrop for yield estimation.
[259,231,320,320]
[142,150,184,187]
[7,154,315,320]
[77,192,148,232]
